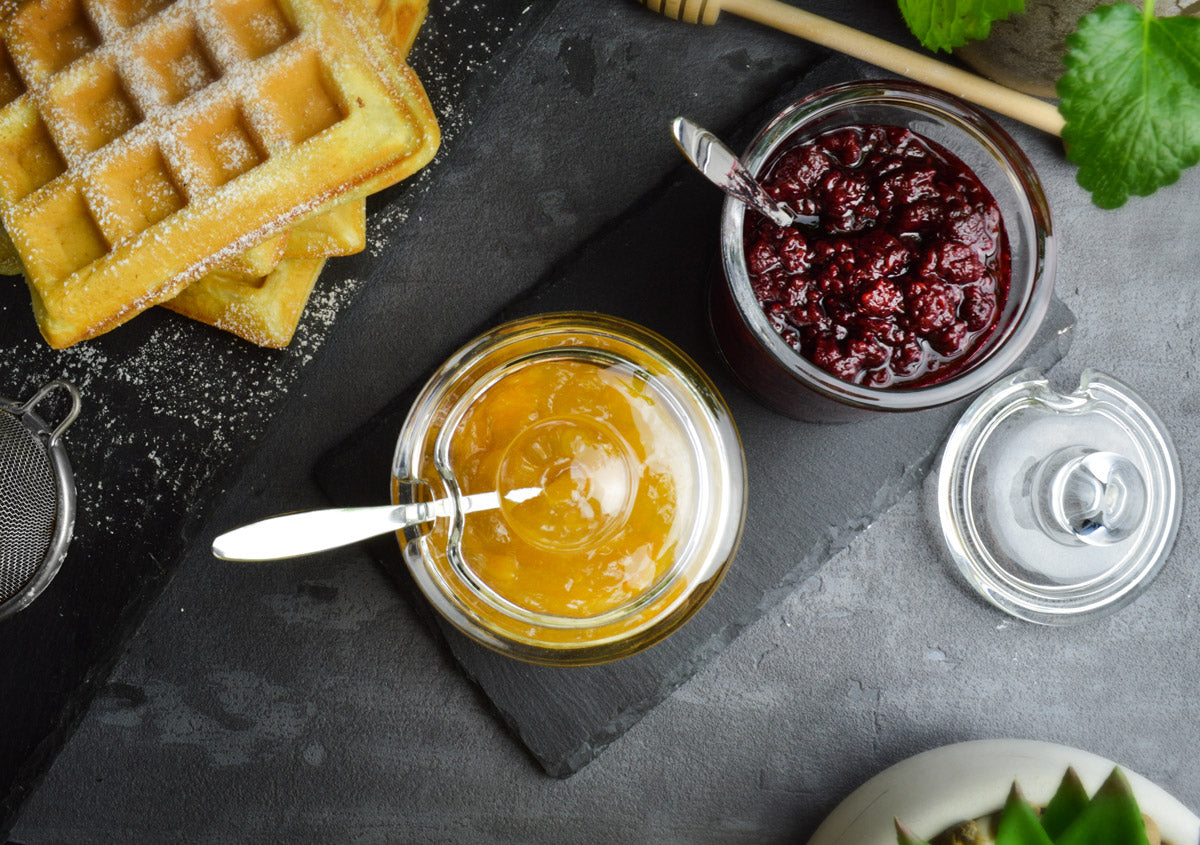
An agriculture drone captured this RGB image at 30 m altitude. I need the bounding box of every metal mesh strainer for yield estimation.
[0,380,80,622]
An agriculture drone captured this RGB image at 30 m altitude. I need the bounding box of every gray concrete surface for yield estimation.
[10,0,1200,841]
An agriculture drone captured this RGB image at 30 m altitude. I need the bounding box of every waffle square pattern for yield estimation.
[0,0,439,347]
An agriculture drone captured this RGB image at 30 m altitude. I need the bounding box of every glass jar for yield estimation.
[391,313,746,665]
[710,79,1056,422]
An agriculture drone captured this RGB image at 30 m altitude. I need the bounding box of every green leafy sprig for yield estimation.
[898,0,1026,52]
[898,0,1200,208]
[1059,3,1200,208]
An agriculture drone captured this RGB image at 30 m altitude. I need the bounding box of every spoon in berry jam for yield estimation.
[671,116,819,229]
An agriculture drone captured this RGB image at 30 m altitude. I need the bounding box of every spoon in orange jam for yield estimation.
[211,486,541,562]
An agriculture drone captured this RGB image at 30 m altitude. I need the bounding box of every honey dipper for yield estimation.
[637,0,1066,137]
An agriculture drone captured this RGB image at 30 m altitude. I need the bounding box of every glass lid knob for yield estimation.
[1031,447,1147,547]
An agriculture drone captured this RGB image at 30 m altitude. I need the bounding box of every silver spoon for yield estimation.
[671,116,818,228]
[212,487,541,562]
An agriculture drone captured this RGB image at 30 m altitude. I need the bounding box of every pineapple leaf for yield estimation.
[995,783,1055,845]
[1038,767,1091,840]
[1054,768,1151,845]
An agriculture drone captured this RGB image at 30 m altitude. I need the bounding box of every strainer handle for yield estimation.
[17,380,82,446]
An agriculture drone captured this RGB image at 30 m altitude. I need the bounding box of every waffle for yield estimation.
[0,191,361,276]
[281,194,363,258]
[0,0,439,348]
[200,0,426,279]
[159,195,361,345]
[0,6,400,268]
[376,0,427,60]
[0,159,357,277]
[156,0,420,345]
[202,0,424,279]
[0,222,18,274]
[157,0,418,344]
[162,256,325,347]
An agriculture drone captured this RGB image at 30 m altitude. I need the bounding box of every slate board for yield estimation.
[0,3,557,834]
[314,58,1077,778]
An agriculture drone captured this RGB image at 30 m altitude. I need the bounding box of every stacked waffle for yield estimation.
[0,0,439,348]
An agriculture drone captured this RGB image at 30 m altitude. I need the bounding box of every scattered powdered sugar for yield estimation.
[364,1,532,254]
[0,264,364,540]
[0,0,535,551]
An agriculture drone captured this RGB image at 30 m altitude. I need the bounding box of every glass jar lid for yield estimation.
[935,368,1181,624]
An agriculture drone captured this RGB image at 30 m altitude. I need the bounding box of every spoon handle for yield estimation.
[211,489,516,561]
[211,501,444,561]
[671,117,797,228]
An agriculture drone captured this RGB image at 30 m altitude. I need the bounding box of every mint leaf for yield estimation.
[898,0,1026,53]
[1058,3,1200,208]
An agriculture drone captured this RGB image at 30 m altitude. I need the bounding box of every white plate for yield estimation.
[807,739,1200,845]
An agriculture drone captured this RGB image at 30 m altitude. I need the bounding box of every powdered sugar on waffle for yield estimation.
[0,0,438,347]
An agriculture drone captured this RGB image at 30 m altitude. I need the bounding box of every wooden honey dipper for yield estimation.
[638,0,1066,137]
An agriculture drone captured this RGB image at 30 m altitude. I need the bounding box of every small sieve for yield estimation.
[0,380,81,622]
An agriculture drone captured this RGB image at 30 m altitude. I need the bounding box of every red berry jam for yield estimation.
[744,124,1010,388]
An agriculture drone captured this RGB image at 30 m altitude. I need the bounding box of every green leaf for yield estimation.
[898,0,1026,53]
[994,783,1054,845]
[1038,767,1090,840]
[1054,768,1151,845]
[1058,3,1200,208]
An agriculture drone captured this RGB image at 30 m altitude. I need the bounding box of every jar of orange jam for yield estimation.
[391,313,746,665]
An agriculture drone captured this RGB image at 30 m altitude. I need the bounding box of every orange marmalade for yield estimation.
[439,355,696,619]
[392,314,745,665]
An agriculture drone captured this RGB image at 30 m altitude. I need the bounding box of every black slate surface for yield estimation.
[0,2,556,834]
[314,58,1077,778]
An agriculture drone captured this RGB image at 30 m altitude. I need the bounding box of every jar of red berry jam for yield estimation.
[711,79,1055,422]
